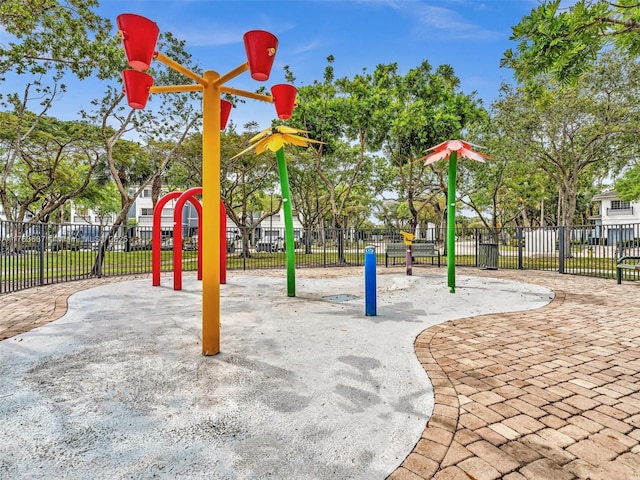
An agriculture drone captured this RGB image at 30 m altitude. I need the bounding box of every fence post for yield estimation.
[475,228,479,267]
[0,221,3,293]
[323,228,327,268]
[243,229,246,271]
[618,224,624,257]
[37,223,45,285]
[96,225,103,278]
[517,226,523,270]
[558,226,565,274]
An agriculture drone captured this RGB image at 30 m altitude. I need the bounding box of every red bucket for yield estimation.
[220,99,232,130]
[243,30,278,81]
[117,13,159,71]
[271,84,297,120]
[122,70,154,109]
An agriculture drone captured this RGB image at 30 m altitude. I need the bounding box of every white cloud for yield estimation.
[410,4,503,41]
[162,14,295,48]
[292,39,324,56]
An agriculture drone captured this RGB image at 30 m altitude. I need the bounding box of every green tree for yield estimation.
[461,104,553,229]
[286,148,330,254]
[164,131,203,191]
[82,31,201,272]
[0,111,103,223]
[615,167,640,200]
[378,61,486,237]
[0,1,122,227]
[0,0,120,80]
[490,53,640,255]
[221,124,281,257]
[503,0,640,86]
[285,57,385,263]
[73,181,121,226]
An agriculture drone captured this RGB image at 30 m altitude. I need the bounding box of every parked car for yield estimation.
[160,236,199,251]
[182,236,198,251]
[126,237,152,251]
[21,225,47,250]
[256,236,284,252]
[50,225,101,251]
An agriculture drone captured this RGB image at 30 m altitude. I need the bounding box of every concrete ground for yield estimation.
[1,267,639,479]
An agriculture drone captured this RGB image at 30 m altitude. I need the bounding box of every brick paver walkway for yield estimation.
[389,269,640,480]
[0,274,150,340]
[1,268,639,479]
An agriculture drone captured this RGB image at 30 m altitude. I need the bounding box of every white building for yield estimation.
[590,190,640,245]
[127,187,175,233]
[130,187,304,243]
[5,183,303,246]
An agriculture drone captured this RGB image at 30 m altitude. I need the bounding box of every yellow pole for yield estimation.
[213,62,249,86]
[220,86,273,103]
[155,52,205,84]
[201,70,221,355]
[146,52,277,356]
[150,85,203,93]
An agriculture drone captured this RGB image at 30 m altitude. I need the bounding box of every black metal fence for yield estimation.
[2,220,639,294]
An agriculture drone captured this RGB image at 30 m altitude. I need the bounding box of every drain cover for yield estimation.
[323,294,359,303]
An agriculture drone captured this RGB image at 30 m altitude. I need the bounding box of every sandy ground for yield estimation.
[0,268,553,479]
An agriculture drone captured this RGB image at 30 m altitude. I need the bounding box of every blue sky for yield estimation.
[4,0,562,128]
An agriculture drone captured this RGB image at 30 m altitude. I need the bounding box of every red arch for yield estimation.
[153,190,227,289]
[153,191,182,286]
[173,187,202,291]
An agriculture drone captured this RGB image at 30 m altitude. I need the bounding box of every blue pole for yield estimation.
[364,246,377,316]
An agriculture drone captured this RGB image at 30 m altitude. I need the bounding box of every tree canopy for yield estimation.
[503,0,640,86]
[0,0,121,80]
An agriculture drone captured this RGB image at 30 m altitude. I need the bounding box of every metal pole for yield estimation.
[276,148,296,297]
[558,226,565,274]
[517,226,523,270]
[447,151,457,293]
[364,246,376,316]
[201,70,221,355]
[38,222,45,286]
[406,243,412,276]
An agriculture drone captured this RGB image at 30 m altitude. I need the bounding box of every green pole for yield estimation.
[447,151,457,293]
[276,148,296,297]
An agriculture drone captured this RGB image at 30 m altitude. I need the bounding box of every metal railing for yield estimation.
[606,206,634,215]
[2,220,639,294]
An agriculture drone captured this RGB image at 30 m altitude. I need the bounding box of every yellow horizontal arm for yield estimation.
[150,84,204,93]
[213,63,250,87]
[220,86,273,103]
[155,52,206,85]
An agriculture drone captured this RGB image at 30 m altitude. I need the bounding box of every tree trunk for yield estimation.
[304,227,313,254]
[90,204,132,276]
[241,228,252,258]
[334,216,346,264]
[558,176,579,259]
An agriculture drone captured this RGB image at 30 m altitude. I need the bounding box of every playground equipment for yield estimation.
[118,13,294,355]
[152,191,228,290]
[400,230,414,276]
[364,245,377,316]
[230,125,321,297]
[172,187,202,291]
[417,140,491,293]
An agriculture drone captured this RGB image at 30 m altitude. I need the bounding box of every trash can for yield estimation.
[479,242,499,269]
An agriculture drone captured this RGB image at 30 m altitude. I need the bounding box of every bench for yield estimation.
[385,243,440,267]
[616,255,640,284]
